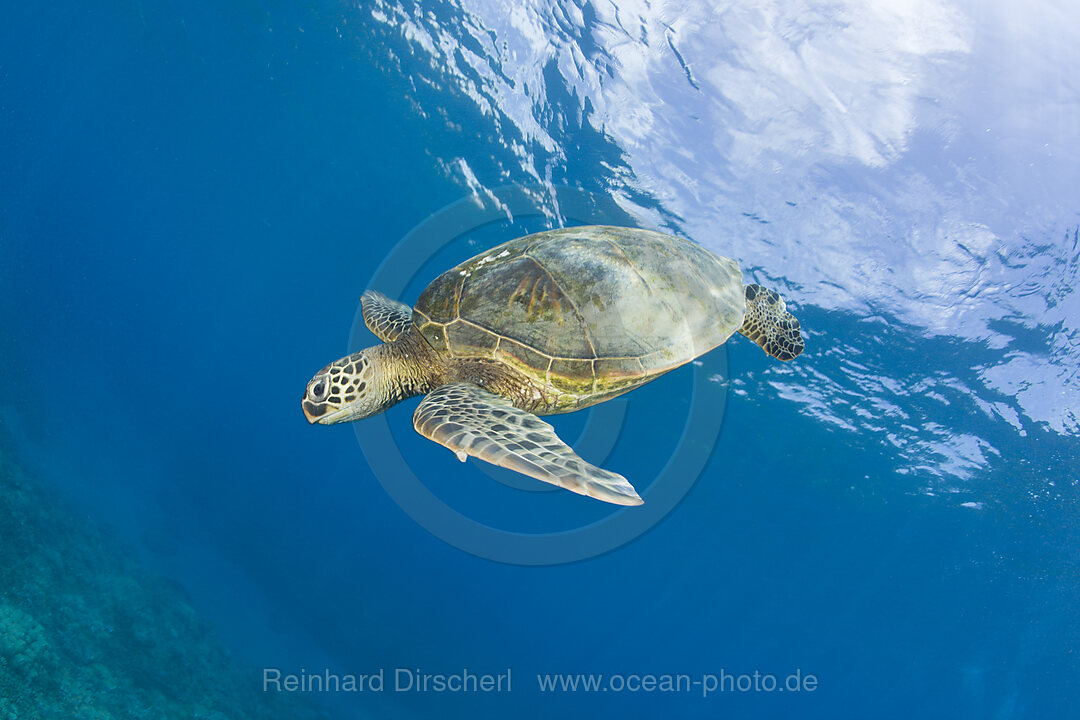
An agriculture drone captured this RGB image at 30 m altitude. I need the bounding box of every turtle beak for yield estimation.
[303,400,353,425]
[302,399,327,424]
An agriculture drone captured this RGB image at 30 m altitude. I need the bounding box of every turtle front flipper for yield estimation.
[361,290,413,342]
[413,382,644,506]
[737,284,805,361]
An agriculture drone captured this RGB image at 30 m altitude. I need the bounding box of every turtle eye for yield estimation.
[311,379,328,401]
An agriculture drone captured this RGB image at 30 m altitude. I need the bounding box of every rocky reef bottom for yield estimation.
[0,437,328,720]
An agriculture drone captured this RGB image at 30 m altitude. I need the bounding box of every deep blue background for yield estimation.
[2,2,1077,718]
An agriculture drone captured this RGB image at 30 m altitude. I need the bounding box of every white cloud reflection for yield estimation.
[362,0,1080,489]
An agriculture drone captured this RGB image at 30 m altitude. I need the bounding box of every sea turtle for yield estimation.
[302,225,803,505]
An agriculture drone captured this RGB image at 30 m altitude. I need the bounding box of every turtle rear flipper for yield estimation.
[738,284,805,361]
[361,290,413,342]
[413,382,644,506]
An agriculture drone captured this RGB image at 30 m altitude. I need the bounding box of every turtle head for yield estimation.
[302,348,394,424]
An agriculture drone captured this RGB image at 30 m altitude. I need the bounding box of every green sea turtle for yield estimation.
[302,225,803,505]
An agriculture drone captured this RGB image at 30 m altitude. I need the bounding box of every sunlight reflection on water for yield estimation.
[358,0,1079,496]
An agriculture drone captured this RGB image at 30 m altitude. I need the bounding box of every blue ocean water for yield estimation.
[1,1,1078,718]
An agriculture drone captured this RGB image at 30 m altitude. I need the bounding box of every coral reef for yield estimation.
[0,436,329,720]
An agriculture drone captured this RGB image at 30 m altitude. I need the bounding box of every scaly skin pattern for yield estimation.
[736,284,805,361]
